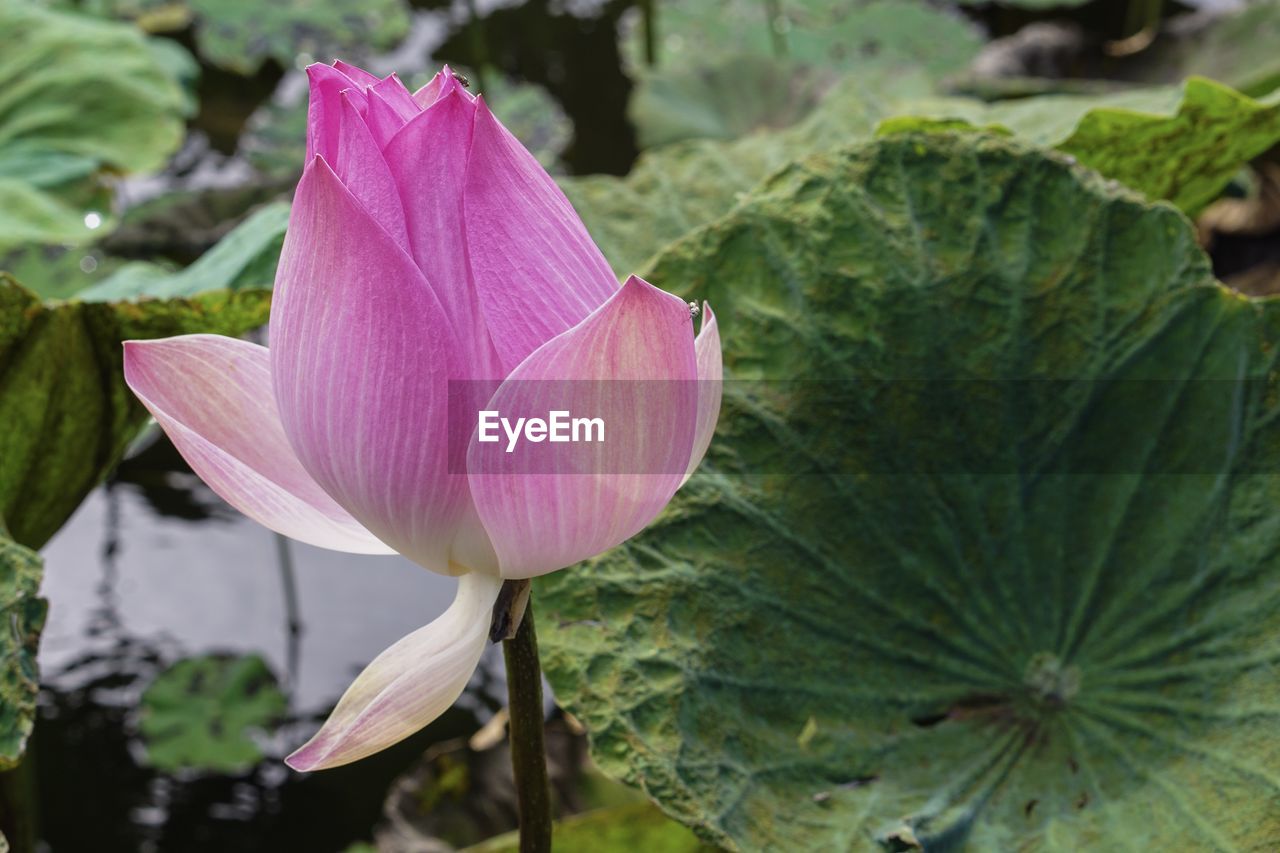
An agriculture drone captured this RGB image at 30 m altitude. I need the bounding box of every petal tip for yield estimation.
[283,744,322,772]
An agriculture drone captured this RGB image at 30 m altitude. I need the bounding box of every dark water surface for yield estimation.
[34,434,502,851]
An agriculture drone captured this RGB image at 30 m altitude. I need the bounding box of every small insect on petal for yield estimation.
[452,71,470,88]
[689,301,700,318]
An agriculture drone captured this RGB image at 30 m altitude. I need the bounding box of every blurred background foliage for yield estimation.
[2,0,1280,851]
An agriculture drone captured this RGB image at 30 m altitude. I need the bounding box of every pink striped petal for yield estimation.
[685,302,722,483]
[463,96,619,374]
[270,157,467,575]
[384,88,502,382]
[285,571,502,771]
[413,66,457,107]
[332,60,381,89]
[123,335,392,554]
[305,63,367,164]
[371,73,420,121]
[411,76,444,108]
[363,88,413,149]
[468,276,699,579]
[336,91,408,249]
[411,65,476,108]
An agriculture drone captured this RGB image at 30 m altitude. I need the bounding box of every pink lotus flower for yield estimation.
[122,62,721,771]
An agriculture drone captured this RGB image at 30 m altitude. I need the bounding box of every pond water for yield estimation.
[33,433,504,851]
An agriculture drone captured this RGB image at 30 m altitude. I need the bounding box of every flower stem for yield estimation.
[502,585,553,853]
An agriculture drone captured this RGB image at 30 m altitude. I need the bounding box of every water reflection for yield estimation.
[35,428,502,850]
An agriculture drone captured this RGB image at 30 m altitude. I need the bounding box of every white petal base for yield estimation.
[286,571,503,771]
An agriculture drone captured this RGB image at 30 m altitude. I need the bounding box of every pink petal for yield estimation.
[371,73,421,121]
[361,89,411,149]
[286,571,502,771]
[332,59,381,89]
[411,65,474,108]
[360,74,420,150]
[463,96,619,374]
[336,91,409,249]
[468,276,699,578]
[384,89,502,382]
[685,302,722,483]
[270,157,467,574]
[411,69,447,107]
[123,335,392,554]
[305,63,367,164]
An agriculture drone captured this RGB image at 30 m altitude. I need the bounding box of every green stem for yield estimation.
[640,0,657,67]
[465,0,491,94]
[502,592,553,853]
[1124,0,1163,38]
[763,0,788,58]
[0,743,39,852]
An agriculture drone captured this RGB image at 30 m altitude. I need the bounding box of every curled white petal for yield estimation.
[286,572,503,771]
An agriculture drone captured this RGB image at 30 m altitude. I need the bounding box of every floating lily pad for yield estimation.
[0,272,271,549]
[0,534,45,771]
[627,0,981,79]
[879,77,1280,213]
[955,0,1092,7]
[539,134,1280,851]
[139,653,286,774]
[629,55,834,150]
[85,0,411,75]
[0,1,191,249]
[464,802,714,853]
[189,0,410,74]
[626,0,980,149]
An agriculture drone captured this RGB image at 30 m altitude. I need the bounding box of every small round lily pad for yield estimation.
[139,653,286,775]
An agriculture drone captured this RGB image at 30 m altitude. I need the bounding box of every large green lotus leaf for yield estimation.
[0,185,279,303]
[537,134,1280,851]
[879,77,1280,214]
[0,243,164,302]
[0,534,45,771]
[561,71,931,276]
[138,653,286,774]
[78,202,288,301]
[0,176,101,249]
[81,0,410,75]
[0,274,271,549]
[0,0,191,248]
